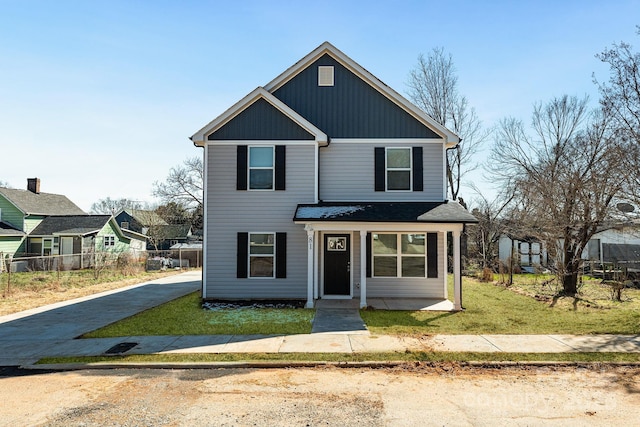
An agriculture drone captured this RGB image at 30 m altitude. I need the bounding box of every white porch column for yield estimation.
[453,228,462,311]
[305,225,315,308]
[359,229,367,308]
[313,230,319,300]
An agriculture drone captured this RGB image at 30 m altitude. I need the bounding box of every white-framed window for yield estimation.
[372,233,426,277]
[43,238,54,256]
[249,232,275,277]
[249,146,274,190]
[104,235,116,248]
[121,221,130,230]
[386,147,412,191]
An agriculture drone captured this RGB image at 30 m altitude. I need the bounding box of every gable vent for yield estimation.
[318,66,334,86]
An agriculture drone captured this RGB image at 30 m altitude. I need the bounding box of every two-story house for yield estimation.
[190,42,477,310]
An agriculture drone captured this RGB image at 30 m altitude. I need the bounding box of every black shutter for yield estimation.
[237,145,247,190]
[276,232,287,278]
[366,232,372,278]
[237,232,248,278]
[275,145,286,191]
[427,232,438,278]
[412,146,423,191]
[374,147,385,191]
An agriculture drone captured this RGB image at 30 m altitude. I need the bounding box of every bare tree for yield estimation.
[594,27,640,144]
[90,198,145,215]
[152,157,203,209]
[407,47,489,203]
[490,95,625,295]
[0,180,9,188]
[467,186,514,269]
[594,27,640,202]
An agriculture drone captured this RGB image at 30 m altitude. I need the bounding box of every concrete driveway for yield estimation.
[0,271,201,365]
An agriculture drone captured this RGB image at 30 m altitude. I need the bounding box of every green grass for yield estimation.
[83,274,640,339]
[37,351,640,365]
[82,292,314,338]
[361,276,640,335]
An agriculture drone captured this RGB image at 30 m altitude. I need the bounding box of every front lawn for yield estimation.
[84,274,640,338]
[82,292,314,338]
[361,275,640,335]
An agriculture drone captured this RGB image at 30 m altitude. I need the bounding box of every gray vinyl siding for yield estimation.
[320,142,444,201]
[273,54,441,139]
[205,143,316,299]
[208,98,314,141]
[366,231,445,298]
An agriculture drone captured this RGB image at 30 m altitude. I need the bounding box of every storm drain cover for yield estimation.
[104,342,138,355]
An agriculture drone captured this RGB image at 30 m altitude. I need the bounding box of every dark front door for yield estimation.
[323,234,350,296]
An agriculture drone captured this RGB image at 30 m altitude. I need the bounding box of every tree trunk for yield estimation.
[561,247,580,295]
[562,270,579,295]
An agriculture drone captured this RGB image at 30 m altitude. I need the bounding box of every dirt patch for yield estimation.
[1,365,638,426]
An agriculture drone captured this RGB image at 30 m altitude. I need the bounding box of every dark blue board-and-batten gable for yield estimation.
[208,97,315,141]
[271,53,441,139]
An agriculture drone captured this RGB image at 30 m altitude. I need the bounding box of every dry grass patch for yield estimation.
[0,269,187,316]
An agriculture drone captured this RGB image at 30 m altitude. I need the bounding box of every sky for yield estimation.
[1,0,639,211]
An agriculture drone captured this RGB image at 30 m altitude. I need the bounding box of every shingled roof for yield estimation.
[0,187,86,216]
[30,215,112,236]
[0,221,25,237]
[294,201,478,223]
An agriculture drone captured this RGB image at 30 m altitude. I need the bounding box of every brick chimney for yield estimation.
[27,178,41,194]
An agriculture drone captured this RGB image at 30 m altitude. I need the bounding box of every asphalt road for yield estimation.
[1,364,638,426]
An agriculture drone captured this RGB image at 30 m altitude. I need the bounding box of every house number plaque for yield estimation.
[327,237,346,251]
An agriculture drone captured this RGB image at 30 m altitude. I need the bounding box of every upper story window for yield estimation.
[386,147,412,191]
[237,145,286,191]
[375,146,423,193]
[249,146,274,190]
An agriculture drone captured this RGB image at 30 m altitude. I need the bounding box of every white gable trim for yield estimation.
[264,42,460,148]
[190,87,328,147]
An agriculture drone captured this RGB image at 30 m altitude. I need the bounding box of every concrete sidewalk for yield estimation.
[25,333,640,361]
[1,270,639,366]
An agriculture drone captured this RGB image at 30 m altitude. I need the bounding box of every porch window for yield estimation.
[249,232,275,277]
[372,233,427,277]
[104,235,115,248]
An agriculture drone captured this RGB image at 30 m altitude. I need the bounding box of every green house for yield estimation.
[0,179,146,269]
[0,179,85,257]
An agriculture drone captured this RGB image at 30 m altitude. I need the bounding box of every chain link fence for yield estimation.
[0,248,202,274]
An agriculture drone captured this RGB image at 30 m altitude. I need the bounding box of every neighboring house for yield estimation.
[498,234,548,271]
[190,42,477,310]
[27,215,146,268]
[0,178,86,257]
[115,209,193,250]
[582,222,640,269]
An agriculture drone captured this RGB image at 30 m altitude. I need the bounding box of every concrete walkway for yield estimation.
[1,272,639,367]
